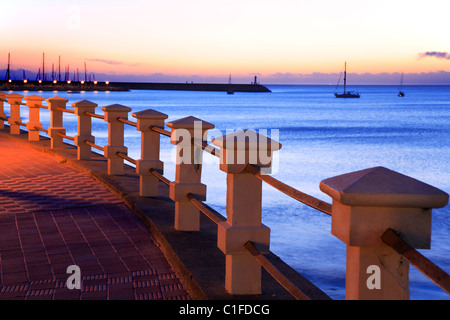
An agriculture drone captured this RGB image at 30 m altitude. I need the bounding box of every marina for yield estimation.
[2,53,271,93]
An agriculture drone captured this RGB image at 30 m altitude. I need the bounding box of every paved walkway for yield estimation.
[0,135,191,300]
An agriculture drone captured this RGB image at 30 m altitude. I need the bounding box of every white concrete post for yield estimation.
[7,93,24,135]
[73,100,98,160]
[46,97,69,149]
[133,109,168,197]
[102,104,132,175]
[24,94,45,141]
[212,129,282,295]
[320,166,449,300]
[167,116,215,231]
[0,92,7,129]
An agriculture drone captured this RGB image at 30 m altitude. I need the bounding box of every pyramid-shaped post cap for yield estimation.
[320,166,449,208]
[132,109,168,119]
[101,104,132,113]
[72,100,98,115]
[0,92,7,101]
[24,94,45,101]
[46,96,69,103]
[71,100,98,108]
[212,129,282,151]
[7,93,24,99]
[167,116,215,130]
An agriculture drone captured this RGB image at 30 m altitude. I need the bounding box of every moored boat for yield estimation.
[334,62,360,98]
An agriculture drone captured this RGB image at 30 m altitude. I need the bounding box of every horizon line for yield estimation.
[2,68,450,86]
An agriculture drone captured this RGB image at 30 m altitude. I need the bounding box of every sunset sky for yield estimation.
[1,0,449,84]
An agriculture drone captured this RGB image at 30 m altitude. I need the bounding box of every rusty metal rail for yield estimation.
[150,125,171,137]
[186,193,225,225]
[56,107,75,114]
[382,228,450,295]
[34,126,48,133]
[244,241,313,300]
[149,168,171,186]
[14,121,26,127]
[246,165,332,216]
[84,111,104,120]
[116,151,137,165]
[197,140,220,158]
[117,117,137,127]
[56,132,75,141]
[84,140,104,152]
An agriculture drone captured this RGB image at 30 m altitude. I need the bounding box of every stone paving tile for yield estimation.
[0,136,191,300]
[0,172,122,214]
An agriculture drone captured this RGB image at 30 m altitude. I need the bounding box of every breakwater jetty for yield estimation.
[0,80,271,93]
[113,81,271,92]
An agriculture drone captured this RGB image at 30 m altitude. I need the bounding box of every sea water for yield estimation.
[10,85,450,300]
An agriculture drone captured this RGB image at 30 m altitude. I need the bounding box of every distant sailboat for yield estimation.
[227,74,234,94]
[334,62,360,98]
[398,73,405,97]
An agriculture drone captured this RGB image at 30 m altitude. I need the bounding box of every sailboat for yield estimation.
[227,74,234,94]
[398,73,405,97]
[334,62,360,98]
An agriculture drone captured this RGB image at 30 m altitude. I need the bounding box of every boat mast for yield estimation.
[343,61,347,94]
[42,53,45,82]
[5,53,11,81]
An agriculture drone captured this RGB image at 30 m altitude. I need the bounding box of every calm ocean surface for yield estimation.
[11,85,450,300]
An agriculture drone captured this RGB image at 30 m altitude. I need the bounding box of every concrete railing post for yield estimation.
[46,97,69,149]
[132,109,168,197]
[167,116,215,231]
[102,104,132,175]
[320,166,449,300]
[0,92,7,129]
[212,129,282,295]
[7,93,24,135]
[73,100,98,160]
[24,95,45,141]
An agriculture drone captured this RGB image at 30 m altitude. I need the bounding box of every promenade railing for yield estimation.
[0,91,449,300]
